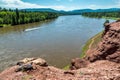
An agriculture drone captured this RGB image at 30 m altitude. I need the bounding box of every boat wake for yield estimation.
[25,27,40,32]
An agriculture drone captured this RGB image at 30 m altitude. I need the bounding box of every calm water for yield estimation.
[0,15,112,71]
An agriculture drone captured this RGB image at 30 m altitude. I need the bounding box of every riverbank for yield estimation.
[80,31,103,58]
[81,11,120,21]
[0,18,58,28]
[102,17,119,20]
[64,31,103,70]
[79,15,118,58]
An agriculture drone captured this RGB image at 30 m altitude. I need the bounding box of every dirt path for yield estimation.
[88,35,99,50]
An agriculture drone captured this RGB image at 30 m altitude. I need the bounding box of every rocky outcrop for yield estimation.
[70,21,120,70]
[0,58,120,80]
[0,21,120,80]
[15,58,47,72]
[70,58,89,70]
[85,21,120,63]
[17,58,48,66]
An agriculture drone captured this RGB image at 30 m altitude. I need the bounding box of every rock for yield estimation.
[32,58,48,66]
[15,63,33,72]
[70,21,120,70]
[85,21,120,63]
[17,58,47,66]
[16,61,24,66]
[104,23,110,27]
[70,58,89,70]
[116,19,120,22]
[15,58,47,72]
[1,60,120,80]
[64,71,74,75]
[17,58,35,65]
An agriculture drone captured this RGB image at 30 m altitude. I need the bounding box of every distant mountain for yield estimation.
[68,8,120,14]
[21,8,120,15]
[72,8,120,12]
[21,8,58,13]
[94,8,120,12]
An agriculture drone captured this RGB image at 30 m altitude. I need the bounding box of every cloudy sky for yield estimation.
[0,0,120,10]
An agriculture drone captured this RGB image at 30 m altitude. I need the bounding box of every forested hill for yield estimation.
[0,8,59,27]
[22,8,120,15]
[81,11,120,19]
[21,8,59,13]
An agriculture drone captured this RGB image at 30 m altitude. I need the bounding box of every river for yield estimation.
[0,15,112,71]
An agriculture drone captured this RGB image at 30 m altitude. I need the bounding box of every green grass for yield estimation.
[91,32,103,48]
[63,65,70,70]
[80,38,93,58]
[63,32,103,70]
[80,32,103,58]
[0,24,11,27]
[102,16,120,20]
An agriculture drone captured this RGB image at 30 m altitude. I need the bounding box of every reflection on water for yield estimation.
[0,15,113,72]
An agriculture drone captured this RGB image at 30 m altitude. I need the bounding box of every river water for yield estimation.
[0,15,112,71]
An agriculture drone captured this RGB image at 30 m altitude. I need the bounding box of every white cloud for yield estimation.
[87,2,120,9]
[1,0,43,8]
[0,0,66,10]
[0,0,119,10]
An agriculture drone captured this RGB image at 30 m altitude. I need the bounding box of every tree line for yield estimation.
[81,11,120,19]
[0,8,59,26]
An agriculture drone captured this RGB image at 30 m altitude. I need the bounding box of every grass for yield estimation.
[102,16,120,20]
[63,32,103,70]
[90,32,103,48]
[80,32,103,58]
[63,65,70,70]
[80,38,93,58]
[0,24,11,27]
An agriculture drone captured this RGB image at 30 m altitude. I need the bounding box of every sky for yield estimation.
[0,0,120,11]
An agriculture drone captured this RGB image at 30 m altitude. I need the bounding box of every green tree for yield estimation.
[11,15,16,25]
[15,8,19,24]
[0,7,59,26]
[104,20,109,26]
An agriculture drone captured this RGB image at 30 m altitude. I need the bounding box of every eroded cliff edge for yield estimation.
[0,21,120,80]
